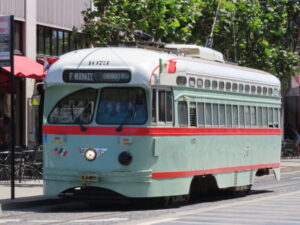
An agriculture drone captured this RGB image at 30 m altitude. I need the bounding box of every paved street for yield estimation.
[0,158,299,225]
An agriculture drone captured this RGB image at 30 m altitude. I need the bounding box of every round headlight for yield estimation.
[84,148,97,161]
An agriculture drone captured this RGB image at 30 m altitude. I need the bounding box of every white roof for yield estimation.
[45,47,280,87]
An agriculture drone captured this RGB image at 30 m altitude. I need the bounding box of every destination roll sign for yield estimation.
[63,70,131,83]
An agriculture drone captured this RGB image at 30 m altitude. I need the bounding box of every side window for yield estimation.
[190,102,197,127]
[189,78,195,87]
[205,103,212,126]
[197,79,203,88]
[232,105,238,127]
[152,89,157,122]
[197,103,205,127]
[274,108,279,128]
[219,104,225,127]
[48,88,97,124]
[158,90,173,123]
[268,108,273,127]
[219,81,225,91]
[239,106,245,127]
[250,106,257,127]
[212,80,218,90]
[232,83,238,92]
[205,79,211,89]
[226,105,232,127]
[178,101,188,127]
[245,106,250,127]
[257,107,262,127]
[262,107,268,127]
[213,104,219,127]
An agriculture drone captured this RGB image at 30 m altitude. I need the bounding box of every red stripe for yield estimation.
[43,125,282,136]
[152,163,280,179]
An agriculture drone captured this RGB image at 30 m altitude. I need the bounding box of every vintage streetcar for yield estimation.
[42,43,281,203]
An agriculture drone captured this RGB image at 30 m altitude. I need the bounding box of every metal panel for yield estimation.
[0,0,25,20]
[37,0,91,30]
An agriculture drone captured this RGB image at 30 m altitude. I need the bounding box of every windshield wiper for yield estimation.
[115,106,136,132]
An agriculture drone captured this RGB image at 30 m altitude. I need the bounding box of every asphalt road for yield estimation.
[1,170,300,225]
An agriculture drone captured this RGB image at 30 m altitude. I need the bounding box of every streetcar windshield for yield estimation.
[48,88,97,124]
[96,87,147,124]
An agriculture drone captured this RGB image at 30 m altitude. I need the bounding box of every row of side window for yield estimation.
[178,101,280,128]
[176,76,280,97]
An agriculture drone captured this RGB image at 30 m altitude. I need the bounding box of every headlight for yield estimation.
[84,148,97,161]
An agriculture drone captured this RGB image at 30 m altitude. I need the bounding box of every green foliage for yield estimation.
[82,0,300,90]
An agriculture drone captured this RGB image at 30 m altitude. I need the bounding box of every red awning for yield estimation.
[2,55,45,79]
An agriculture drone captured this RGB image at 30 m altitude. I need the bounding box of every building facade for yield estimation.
[0,0,92,148]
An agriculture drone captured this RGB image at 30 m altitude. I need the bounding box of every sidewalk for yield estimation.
[0,158,300,210]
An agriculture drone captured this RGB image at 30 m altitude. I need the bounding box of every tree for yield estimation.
[82,0,300,90]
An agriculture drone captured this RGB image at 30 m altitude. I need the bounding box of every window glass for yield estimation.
[190,102,197,127]
[262,107,268,127]
[274,88,279,96]
[257,86,262,94]
[226,105,232,127]
[268,88,273,96]
[158,90,166,122]
[213,104,219,127]
[14,21,23,53]
[166,91,173,122]
[251,85,256,94]
[189,78,195,87]
[63,32,70,53]
[97,88,147,124]
[250,106,256,127]
[239,84,244,92]
[205,103,212,126]
[268,108,273,127]
[197,79,203,88]
[257,107,262,127]
[219,81,225,90]
[233,105,238,127]
[245,106,250,127]
[274,108,279,127]
[52,30,58,56]
[178,101,188,127]
[58,31,64,55]
[219,104,225,126]
[212,80,218,90]
[232,83,238,92]
[226,82,231,91]
[245,85,250,93]
[45,29,51,55]
[197,103,205,127]
[48,88,97,124]
[205,80,211,89]
[239,106,245,127]
[152,89,156,122]
[37,26,44,55]
[177,76,187,86]
[263,87,268,95]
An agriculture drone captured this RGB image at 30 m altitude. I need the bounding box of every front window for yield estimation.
[96,88,147,124]
[48,88,97,124]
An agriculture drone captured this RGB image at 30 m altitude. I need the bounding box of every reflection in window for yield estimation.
[250,106,256,127]
[239,106,245,127]
[48,88,97,124]
[226,105,232,127]
[233,105,238,127]
[178,101,188,127]
[219,104,225,126]
[197,103,205,127]
[97,88,147,124]
[205,103,212,126]
[213,104,218,127]
[190,102,197,127]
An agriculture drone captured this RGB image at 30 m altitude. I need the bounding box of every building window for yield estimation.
[14,21,23,54]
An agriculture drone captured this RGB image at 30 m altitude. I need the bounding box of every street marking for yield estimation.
[72,218,128,222]
[138,217,178,225]
[0,219,21,224]
[31,220,61,223]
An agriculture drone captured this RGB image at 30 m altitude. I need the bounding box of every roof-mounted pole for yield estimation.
[205,0,222,48]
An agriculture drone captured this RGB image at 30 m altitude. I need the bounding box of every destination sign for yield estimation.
[63,70,131,83]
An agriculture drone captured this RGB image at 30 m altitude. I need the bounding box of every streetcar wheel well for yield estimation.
[189,175,218,198]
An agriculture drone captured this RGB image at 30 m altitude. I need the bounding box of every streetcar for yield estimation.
[42,43,281,202]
